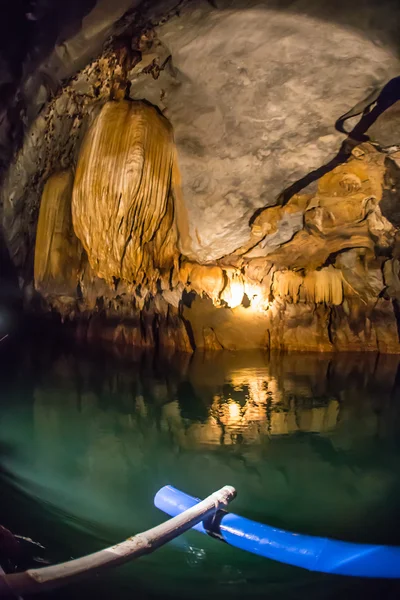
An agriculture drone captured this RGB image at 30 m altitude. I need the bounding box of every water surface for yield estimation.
[1,340,400,599]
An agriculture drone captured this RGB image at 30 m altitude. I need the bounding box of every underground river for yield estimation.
[1,339,400,599]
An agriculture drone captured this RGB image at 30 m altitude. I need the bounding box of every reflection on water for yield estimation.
[1,342,400,599]
[163,365,340,446]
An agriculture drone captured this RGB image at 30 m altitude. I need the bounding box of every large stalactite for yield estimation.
[34,169,82,298]
[72,100,182,289]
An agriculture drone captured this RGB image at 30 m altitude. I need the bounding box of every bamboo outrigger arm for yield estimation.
[0,486,236,598]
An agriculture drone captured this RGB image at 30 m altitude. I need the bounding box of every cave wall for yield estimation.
[1,0,400,353]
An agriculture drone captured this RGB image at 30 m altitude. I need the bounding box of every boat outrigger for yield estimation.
[1,484,400,597]
[155,486,400,579]
[0,487,236,597]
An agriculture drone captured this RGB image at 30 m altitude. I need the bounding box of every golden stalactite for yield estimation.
[272,266,343,305]
[272,270,303,303]
[34,170,82,296]
[303,266,343,305]
[180,261,225,302]
[220,270,245,308]
[72,100,186,287]
[171,146,192,256]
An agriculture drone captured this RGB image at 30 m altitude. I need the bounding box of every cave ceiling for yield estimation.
[1,0,400,259]
[1,0,400,353]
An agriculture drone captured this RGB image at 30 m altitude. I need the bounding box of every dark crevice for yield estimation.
[327,307,334,346]
[251,76,400,212]
[139,310,147,341]
[242,293,251,308]
[181,289,196,309]
[381,156,400,228]
[179,313,196,351]
[392,299,400,343]
[152,312,160,348]
[335,76,400,141]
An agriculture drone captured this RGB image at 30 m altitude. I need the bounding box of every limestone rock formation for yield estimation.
[180,145,400,353]
[179,262,225,303]
[137,0,400,262]
[72,100,183,288]
[34,170,82,298]
[1,0,400,354]
[19,137,400,353]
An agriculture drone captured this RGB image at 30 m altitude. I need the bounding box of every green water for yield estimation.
[1,340,400,599]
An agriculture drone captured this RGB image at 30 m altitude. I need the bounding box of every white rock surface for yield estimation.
[128,0,400,261]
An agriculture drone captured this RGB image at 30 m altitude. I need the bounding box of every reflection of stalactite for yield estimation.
[165,369,342,445]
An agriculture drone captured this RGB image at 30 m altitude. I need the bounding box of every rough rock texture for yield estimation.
[66,143,400,354]
[72,100,182,286]
[242,143,393,266]
[34,169,82,297]
[179,145,400,353]
[0,0,144,172]
[1,0,400,354]
[130,0,400,261]
[2,70,102,272]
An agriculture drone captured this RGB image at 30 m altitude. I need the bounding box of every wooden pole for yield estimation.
[0,486,236,598]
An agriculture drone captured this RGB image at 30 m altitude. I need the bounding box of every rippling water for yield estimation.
[1,339,400,599]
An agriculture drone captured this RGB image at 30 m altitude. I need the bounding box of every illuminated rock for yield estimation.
[303,267,343,306]
[72,100,183,287]
[34,169,82,297]
[247,144,394,270]
[2,3,400,354]
[272,270,303,304]
[180,262,224,303]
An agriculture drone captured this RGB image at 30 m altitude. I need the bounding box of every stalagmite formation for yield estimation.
[72,100,182,288]
[34,170,82,297]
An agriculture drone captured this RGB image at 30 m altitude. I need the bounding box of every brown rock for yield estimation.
[202,327,224,351]
[72,100,183,287]
[180,261,224,302]
[34,169,82,297]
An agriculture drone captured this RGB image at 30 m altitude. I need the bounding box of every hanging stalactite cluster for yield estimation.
[272,267,343,305]
[31,101,400,353]
[72,100,182,288]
